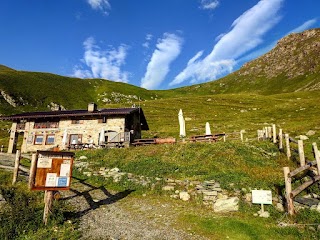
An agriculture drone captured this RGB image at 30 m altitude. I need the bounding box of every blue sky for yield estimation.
[0,0,319,90]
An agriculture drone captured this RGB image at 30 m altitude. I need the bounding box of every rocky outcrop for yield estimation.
[239,28,320,81]
[0,90,17,107]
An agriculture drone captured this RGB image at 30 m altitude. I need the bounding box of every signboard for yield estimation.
[30,151,74,191]
[252,190,272,205]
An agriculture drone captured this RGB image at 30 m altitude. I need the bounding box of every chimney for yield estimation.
[88,103,97,112]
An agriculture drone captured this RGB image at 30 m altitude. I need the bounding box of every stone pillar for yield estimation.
[7,122,17,153]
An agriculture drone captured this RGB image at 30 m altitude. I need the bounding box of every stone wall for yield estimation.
[18,116,126,153]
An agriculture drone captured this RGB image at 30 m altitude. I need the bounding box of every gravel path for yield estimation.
[62,179,209,240]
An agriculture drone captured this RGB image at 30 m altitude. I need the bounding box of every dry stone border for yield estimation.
[75,158,243,213]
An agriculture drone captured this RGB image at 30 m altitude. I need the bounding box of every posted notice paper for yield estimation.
[45,173,57,187]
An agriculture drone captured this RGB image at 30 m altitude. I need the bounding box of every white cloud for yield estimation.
[288,18,318,34]
[170,0,283,86]
[73,37,130,83]
[87,0,111,15]
[141,33,183,90]
[142,34,153,49]
[200,0,219,10]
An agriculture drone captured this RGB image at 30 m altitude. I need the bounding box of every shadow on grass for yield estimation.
[61,176,134,217]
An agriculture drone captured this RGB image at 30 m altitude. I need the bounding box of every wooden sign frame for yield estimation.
[30,151,74,191]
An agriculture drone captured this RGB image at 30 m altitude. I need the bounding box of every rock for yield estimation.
[179,191,191,201]
[202,190,218,196]
[110,167,120,173]
[162,185,175,191]
[170,194,179,199]
[79,156,88,160]
[217,193,228,199]
[83,172,92,177]
[259,211,270,218]
[306,130,316,136]
[299,135,309,140]
[245,193,252,202]
[276,203,285,212]
[213,197,239,212]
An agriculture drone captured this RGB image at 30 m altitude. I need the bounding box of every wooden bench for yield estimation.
[132,139,156,146]
[189,135,218,143]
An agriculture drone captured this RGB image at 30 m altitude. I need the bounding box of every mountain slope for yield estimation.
[174,28,320,95]
[0,67,156,114]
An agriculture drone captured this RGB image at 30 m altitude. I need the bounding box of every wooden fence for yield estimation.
[258,124,320,215]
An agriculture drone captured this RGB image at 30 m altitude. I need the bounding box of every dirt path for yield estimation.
[62,178,208,240]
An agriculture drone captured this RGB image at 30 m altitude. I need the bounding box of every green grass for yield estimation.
[76,141,294,190]
[0,170,80,240]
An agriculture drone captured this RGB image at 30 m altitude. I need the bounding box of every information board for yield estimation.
[252,190,272,205]
[30,151,74,191]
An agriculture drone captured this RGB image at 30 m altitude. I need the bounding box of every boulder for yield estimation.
[162,185,175,191]
[213,197,239,212]
[306,130,316,136]
[179,191,191,201]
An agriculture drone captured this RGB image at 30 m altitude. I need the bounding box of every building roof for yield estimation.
[0,107,149,130]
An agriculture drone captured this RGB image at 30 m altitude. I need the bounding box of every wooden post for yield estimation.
[312,142,320,175]
[257,130,260,141]
[43,190,54,225]
[267,127,272,139]
[298,140,305,167]
[223,133,226,142]
[265,127,269,138]
[240,130,244,142]
[28,154,37,189]
[283,167,294,215]
[12,150,21,185]
[272,124,277,143]
[285,134,291,159]
[0,145,3,152]
[279,129,283,150]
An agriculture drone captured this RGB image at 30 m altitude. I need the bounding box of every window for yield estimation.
[34,135,44,145]
[46,135,55,145]
[70,134,82,144]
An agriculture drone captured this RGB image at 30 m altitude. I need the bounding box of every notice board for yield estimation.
[30,151,74,191]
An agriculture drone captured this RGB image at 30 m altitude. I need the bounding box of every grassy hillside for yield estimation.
[0,66,156,114]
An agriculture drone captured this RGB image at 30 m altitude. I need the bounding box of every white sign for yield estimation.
[45,173,57,187]
[252,190,272,205]
[60,164,71,177]
[37,158,52,168]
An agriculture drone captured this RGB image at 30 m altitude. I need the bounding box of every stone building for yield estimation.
[0,103,149,153]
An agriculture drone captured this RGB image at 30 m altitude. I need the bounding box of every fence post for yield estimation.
[223,133,226,142]
[12,150,21,185]
[267,127,272,139]
[312,142,320,175]
[283,167,294,215]
[272,124,277,143]
[279,129,283,150]
[0,145,3,152]
[298,140,305,167]
[240,130,244,142]
[265,127,268,138]
[285,134,291,159]
[28,154,37,189]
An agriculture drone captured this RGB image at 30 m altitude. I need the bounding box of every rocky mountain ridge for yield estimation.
[239,28,320,80]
